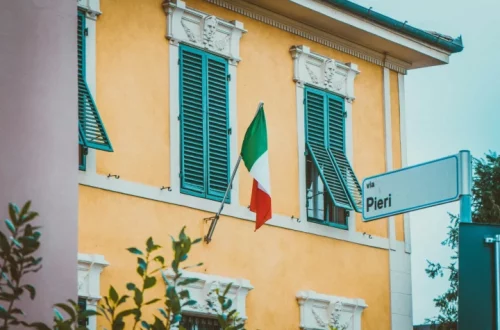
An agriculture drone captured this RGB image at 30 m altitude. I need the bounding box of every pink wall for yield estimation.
[0,0,77,325]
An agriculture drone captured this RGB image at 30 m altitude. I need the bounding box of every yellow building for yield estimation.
[76,0,463,329]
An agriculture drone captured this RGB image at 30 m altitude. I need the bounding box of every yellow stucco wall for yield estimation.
[390,71,404,242]
[80,0,407,328]
[79,186,391,330]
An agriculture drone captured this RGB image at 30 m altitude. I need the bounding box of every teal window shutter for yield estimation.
[304,87,353,210]
[77,11,113,152]
[179,46,206,196]
[326,94,363,212]
[206,54,230,201]
[179,45,230,203]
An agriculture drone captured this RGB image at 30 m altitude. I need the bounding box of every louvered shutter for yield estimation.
[327,95,363,211]
[179,45,230,202]
[77,11,113,152]
[304,87,352,210]
[180,46,206,196]
[206,54,230,201]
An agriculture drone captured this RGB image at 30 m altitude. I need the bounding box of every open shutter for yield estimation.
[305,88,352,210]
[179,46,206,196]
[327,95,363,211]
[206,54,230,202]
[77,11,113,152]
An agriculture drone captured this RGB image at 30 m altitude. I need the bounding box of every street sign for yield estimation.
[459,222,500,330]
[362,154,460,221]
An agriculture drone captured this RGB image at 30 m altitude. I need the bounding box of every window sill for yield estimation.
[78,171,389,250]
[307,218,348,230]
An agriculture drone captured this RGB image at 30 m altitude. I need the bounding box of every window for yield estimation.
[179,44,230,202]
[78,297,88,327]
[78,10,113,171]
[304,86,362,228]
[180,315,221,330]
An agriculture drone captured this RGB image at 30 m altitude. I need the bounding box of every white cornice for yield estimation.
[77,0,101,19]
[204,0,410,74]
[163,0,246,65]
[290,45,359,101]
[163,269,253,320]
[297,290,367,330]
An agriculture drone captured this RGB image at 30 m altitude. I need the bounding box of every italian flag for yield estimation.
[241,103,272,231]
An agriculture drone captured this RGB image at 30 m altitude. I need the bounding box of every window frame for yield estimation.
[304,85,350,229]
[166,2,245,208]
[291,45,360,232]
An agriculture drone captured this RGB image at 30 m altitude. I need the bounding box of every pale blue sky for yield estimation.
[352,0,500,324]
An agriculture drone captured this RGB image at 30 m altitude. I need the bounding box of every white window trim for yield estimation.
[165,0,245,205]
[291,45,360,232]
[297,290,367,330]
[78,253,109,330]
[163,269,253,322]
[77,2,389,250]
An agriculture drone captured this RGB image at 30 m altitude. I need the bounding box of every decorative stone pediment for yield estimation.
[163,0,246,65]
[297,290,367,330]
[78,253,109,301]
[163,269,253,320]
[290,45,360,101]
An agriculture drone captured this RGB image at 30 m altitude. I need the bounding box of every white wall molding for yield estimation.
[163,269,253,320]
[78,253,109,330]
[163,0,246,65]
[290,45,359,101]
[296,290,367,330]
[204,0,410,74]
[398,73,411,254]
[78,171,389,249]
[389,241,413,330]
[77,0,101,19]
[383,68,396,251]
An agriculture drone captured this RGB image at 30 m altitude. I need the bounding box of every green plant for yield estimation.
[0,201,97,330]
[207,283,245,330]
[0,202,252,330]
[97,227,203,330]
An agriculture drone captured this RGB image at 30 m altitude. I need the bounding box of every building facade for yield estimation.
[76,0,463,329]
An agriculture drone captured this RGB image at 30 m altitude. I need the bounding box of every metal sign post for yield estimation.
[458,150,472,224]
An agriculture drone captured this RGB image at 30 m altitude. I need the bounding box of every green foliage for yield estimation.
[425,151,500,329]
[207,283,245,330]
[472,151,500,224]
[97,226,203,330]
[0,201,96,330]
[0,202,253,330]
[0,201,42,329]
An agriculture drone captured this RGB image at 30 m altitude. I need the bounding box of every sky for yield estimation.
[351,0,500,325]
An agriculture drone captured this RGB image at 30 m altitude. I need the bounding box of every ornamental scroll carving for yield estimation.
[297,290,367,330]
[291,45,359,101]
[164,0,246,65]
[163,269,253,320]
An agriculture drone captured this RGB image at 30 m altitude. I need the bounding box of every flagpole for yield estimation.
[204,156,242,243]
[204,101,264,244]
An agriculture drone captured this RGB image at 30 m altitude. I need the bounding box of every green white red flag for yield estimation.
[241,103,272,231]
